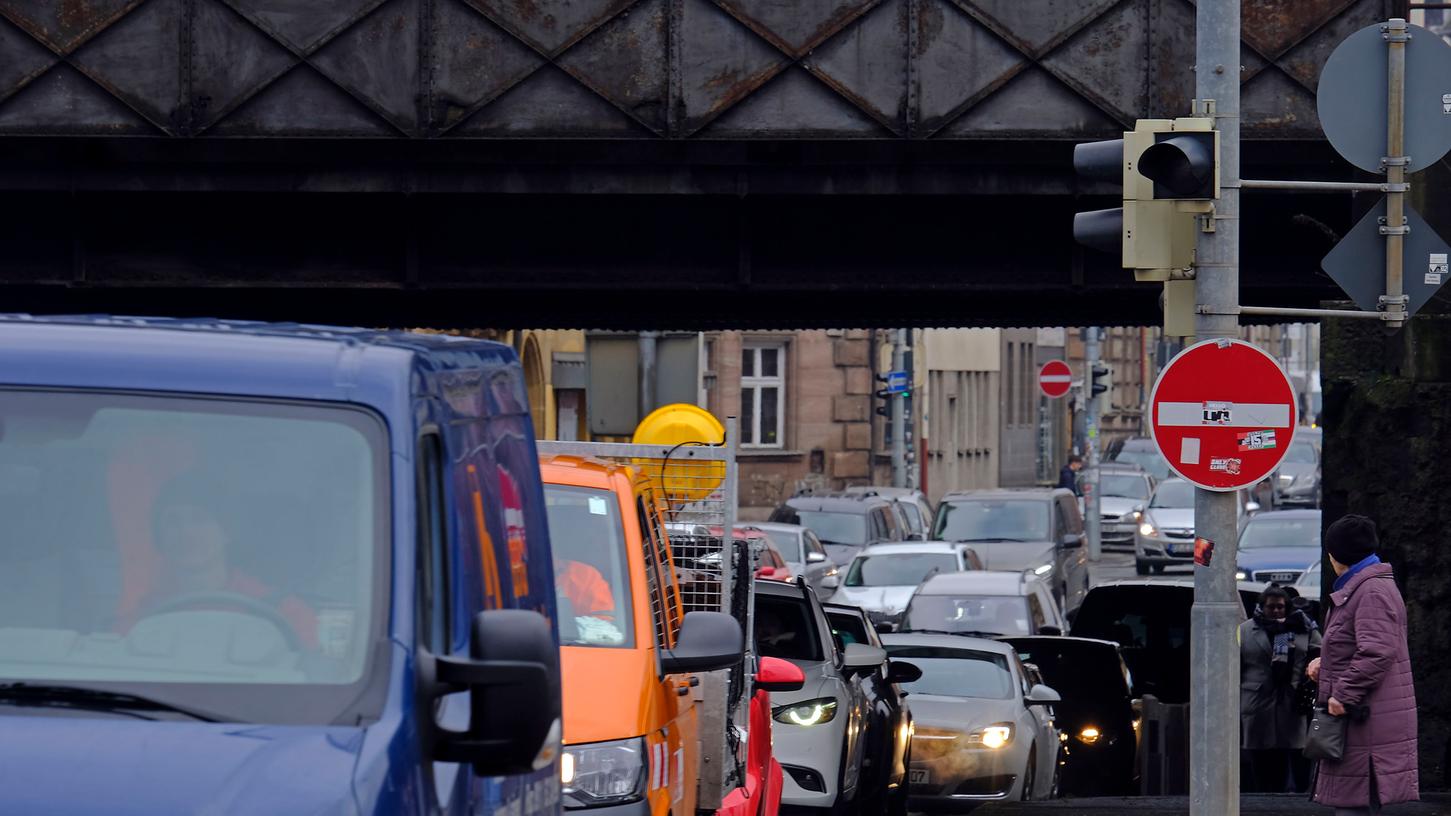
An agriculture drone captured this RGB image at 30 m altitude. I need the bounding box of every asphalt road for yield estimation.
[1089,549,1195,587]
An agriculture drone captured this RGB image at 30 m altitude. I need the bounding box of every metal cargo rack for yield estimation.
[538,418,753,810]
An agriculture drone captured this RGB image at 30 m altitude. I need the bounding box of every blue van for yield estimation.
[0,316,563,815]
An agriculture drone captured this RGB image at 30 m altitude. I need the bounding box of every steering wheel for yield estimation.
[145,591,303,652]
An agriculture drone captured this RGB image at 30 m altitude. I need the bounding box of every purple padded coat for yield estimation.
[1312,562,1418,808]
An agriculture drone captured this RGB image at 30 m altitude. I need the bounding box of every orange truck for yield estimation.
[542,455,732,816]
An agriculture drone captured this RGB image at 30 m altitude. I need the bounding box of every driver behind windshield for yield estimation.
[132,480,320,650]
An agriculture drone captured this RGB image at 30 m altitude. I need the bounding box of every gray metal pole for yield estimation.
[1192,0,1242,812]
[1384,18,1408,330]
[891,329,907,488]
[639,332,658,421]
[1084,328,1103,562]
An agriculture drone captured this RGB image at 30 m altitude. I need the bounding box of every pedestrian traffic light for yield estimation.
[1090,363,1110,398]
[1072,117,1219,282]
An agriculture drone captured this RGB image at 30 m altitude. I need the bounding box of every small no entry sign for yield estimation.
[1039,360,1072,399]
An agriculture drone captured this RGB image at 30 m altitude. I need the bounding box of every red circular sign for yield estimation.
[1149,339,1298,491]
[1038,360,1072,399]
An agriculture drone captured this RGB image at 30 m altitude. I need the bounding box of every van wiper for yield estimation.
[0,683,225,722]
[958,537,1028,543]
[898,628,1005,638]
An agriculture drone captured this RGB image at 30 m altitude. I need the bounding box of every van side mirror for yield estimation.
[807,551,828,564]
[886,659,922,684]
[754,656,805,692]
[660,611,743,674]
[427,609,562,777]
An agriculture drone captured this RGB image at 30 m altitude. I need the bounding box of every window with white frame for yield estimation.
[741,344,785,448]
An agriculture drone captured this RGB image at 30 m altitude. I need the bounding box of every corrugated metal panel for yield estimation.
[0,0,1391,139]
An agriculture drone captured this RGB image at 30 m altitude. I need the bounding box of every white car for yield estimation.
[755,579,880,812]
[829,542,981,627]
[1134,478,1255,575]
[1080,465,1154,551]
[900,570,1067,637]
[884,633,1062,805]
[750,521,840,596]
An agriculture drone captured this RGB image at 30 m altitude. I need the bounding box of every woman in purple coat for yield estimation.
[1306,515,1418,814]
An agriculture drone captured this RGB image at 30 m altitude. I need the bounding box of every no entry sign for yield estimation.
[1039,360,1072,399]
[1149,339,1297,492]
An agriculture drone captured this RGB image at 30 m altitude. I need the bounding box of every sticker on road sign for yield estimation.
[1202,401,1232,425]
[1194,537,1214,567]
[1209,457,1242,475]
[1443,93,1451,114]
[1180,438,1201,465]
[1237,430,1277,451]
[1429,253,1448,285]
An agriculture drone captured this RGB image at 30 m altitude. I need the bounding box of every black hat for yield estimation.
[1325,514,1378,565]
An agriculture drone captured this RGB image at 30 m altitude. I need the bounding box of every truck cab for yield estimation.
[0,316,564,815]
[541,455,743,816]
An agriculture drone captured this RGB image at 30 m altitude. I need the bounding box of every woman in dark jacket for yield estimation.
[1307,515,1418,814]
[1240,584,1320,792]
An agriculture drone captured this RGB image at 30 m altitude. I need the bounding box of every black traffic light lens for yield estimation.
[1072,208,1123,255]
[1139,135,1213,198]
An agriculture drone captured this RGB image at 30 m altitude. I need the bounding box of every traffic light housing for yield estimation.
[875,375,892,418]
[1073,117,1219,283]
[1090,363,1110,397]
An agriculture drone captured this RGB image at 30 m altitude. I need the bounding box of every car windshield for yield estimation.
[1283,440,1317,464]
[762,529,802,562]
[0,390,386,724]
[1151,480,1195,508]
[903,595,1032,636]
[933,500,1049,542]
[755,595,822,662]
[1113,448,1171,480]
[845,553,959,587]
[1240,516,1320,550]
[794,510,867,546]
[1097,474,1150,500]
[1297,561,1322,588]
[883,646,1014,699]
[544,485,635,648]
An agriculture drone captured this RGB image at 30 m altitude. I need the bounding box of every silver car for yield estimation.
[1134,478,1255,575]
[883,633,1062,806]
[830,542,981,627]
[750,521,840,596]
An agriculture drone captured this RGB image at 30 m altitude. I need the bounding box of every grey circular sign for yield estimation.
[1318,22,1451,174]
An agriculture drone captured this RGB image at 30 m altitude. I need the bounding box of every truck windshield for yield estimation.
[543,485,635,648]
[0,389,387,725]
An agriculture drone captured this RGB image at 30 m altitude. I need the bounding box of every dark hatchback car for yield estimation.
[769,493,905,566]
[1003,636,1139,796]
[825,603,919,816]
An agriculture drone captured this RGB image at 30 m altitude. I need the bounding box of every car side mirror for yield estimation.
[885,659,922,685]
[874,620,896,635]
[807,551,828,564]
[842,642,888,672]
[427,609,562,777]
[754,656,806,692]
[661,611,744,674]
[1132,504,1145,515]
[820,573,840,592]
[1025,683,1062,706]
[755,565,776,580]
[1038,625,1063,636]
[1246,501,1261,514]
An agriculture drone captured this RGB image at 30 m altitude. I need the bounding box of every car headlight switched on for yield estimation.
[1076,726,1103,745]
[773,698,838,726]
[965,723,1014,749]
[1033,563,1053,576]
[1139,521,1157,536]
[561,737,647,807]
[1235,570,1247,580]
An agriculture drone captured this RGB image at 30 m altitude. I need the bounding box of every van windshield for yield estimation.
[794,510,867,546]
[544,485,635,648]
[933,500,1049,542]
[0,389,386,724]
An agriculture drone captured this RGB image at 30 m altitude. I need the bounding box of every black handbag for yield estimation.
[1304,706,1347,761]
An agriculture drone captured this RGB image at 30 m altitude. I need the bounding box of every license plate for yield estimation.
[910,769,930,784]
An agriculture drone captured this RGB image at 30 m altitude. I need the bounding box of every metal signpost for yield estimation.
[1084,330,1103,561]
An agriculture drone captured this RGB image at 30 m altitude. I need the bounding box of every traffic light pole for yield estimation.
[1191,0,1241,812]
[1084,328,1102,562]
[891,329,907,488]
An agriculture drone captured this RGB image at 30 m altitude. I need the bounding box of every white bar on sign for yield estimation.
[1180,437,1201,465]
[1040,375,1072,383]
[1157,402,1291,428]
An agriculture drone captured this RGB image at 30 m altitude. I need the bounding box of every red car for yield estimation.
[716,657,804,816]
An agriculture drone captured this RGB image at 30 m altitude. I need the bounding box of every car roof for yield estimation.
[1245,509,1321,520]
[881,632,1016,655]
[1089,578,1272,596]
[915,570,1036,596]
[842,486,924,500]
[754,579,816,600]
[783,493,889,513]
[746,521,806,535]
[939,488,1068,502]
[857,542,964,556]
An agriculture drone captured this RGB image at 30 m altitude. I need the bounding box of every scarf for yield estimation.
[1332,553,1382,592]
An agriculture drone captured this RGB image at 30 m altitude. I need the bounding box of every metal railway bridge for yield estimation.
[0,0,1404,327]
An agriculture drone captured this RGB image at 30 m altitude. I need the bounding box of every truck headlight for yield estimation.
[773,698,838,726]
[562,737,647,807]
[966,723,1014,749]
